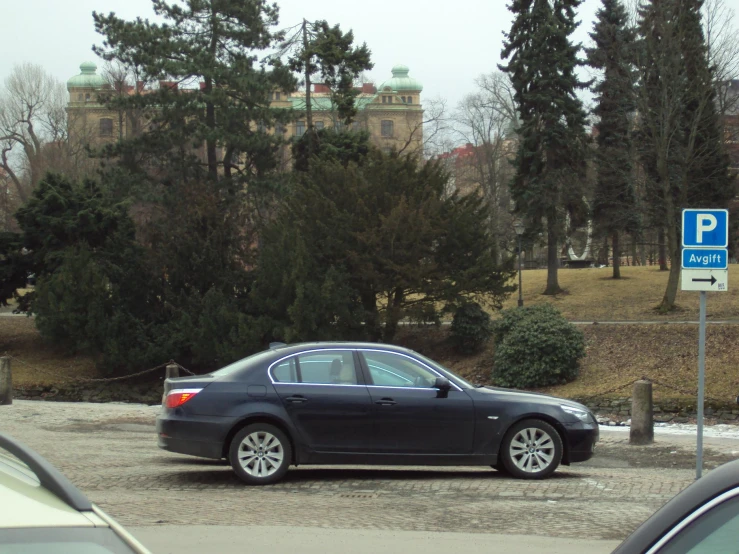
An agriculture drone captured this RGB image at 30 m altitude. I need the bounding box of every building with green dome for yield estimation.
[66,63,424,156]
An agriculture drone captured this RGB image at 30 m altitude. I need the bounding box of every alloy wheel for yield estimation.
[237,431,284,478]
[508,427,555,473]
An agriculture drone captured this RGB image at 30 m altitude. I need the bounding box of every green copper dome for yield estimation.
[67,62,107,89]
[379,65,423,92]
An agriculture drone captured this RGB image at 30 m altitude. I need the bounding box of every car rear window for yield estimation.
[209,350,276,377]
[0,528,138,554]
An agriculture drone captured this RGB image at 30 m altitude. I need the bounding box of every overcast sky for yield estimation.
[0,0,612,109]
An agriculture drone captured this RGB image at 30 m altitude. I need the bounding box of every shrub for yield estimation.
[450,302,494,354]
[492,304,585,388]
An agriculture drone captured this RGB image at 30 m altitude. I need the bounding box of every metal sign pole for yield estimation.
[697,291,706,479]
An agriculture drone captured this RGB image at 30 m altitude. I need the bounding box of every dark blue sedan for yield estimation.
[156,342,598,485]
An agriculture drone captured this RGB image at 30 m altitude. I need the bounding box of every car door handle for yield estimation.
[285,395,307,404]
[375,398,396,406]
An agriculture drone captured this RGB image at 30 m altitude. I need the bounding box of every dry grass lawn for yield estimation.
[497,265,739,321]
[0,318,98,387]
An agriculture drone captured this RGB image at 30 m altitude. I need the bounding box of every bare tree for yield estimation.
[393,95,451,158]
[452,71,518,261]
[0,63,67,204]
[703,0,739,116]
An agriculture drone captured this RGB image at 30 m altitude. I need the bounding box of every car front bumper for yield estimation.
[564,421,599,464]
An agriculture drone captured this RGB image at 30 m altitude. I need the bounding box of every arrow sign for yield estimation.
[681,269,728,292]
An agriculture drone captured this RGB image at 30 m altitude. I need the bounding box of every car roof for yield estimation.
[267,341,418,357]
[613,459,739,553]
[0,432,97,529]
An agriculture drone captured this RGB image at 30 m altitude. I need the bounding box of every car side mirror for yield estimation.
[434,377,452,392]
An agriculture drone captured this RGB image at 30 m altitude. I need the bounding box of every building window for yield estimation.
[382,95,393,104]
[273,92,281,101]
[99,118,113,137]
[315,121,324,130]
[381,120,394,137]
[257,121,266,133]
[406,96,412,104]
[296,121,306,137]
[276,124,286,135]
[77,93,83,101]
[352,121,361,132]
[85,93,91,101]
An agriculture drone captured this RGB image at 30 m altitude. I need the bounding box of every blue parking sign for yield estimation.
[682,209,729,248]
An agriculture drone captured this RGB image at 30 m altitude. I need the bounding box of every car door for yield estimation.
[271,349,374,453]
[358,349,475,455]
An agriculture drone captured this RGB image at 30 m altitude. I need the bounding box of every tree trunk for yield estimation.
[205,7,219,179]
[382,288,404,342]
[361,289,380,341]
[659,223,681,312]
[658,228,668,271]
[612,231,621,279]
[544,211,562,295]
[631,234,640,266]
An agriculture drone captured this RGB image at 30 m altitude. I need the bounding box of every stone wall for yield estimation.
[582,396,739,424]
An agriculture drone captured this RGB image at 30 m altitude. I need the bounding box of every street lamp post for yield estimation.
[514,221,525,307]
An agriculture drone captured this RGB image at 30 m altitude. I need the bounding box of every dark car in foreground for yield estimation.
[157,342,598,485]
[614,459,739,553]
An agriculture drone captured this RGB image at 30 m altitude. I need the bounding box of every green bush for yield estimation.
[492,304,585,388]
[450,302,494,354]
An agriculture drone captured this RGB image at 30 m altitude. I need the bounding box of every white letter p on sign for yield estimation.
[696,214,717,243]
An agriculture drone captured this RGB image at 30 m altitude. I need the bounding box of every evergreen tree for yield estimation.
[253,151,515,343]
[277,19,373,160]
[636,0,735,311]
[93,0,295,183]
[500,0,591,295]
[586,0,639,279]
[88,0,301,368]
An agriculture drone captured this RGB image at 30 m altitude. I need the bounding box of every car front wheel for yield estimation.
[500,419,562,479]
[228,423,292,485]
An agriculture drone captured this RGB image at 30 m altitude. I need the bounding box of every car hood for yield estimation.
[474,386,590,411]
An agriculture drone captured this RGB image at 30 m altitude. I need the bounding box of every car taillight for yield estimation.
[165,389,202,409]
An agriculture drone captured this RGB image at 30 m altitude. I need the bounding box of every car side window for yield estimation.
[362,351,438,388]
[657,492,739,554]
[272,357,298,383]
[297,351,358,385]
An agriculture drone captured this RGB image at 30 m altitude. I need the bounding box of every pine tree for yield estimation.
[586,0,639,279]
[636,0,735,311]
[93,0,295,183]
[277,20,373,159]
[500,0,591,295]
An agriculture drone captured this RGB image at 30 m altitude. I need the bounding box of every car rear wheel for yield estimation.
[500,419,562,479]
[228,424,291,485]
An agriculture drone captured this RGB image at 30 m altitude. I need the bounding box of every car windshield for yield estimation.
[411,351,475,389]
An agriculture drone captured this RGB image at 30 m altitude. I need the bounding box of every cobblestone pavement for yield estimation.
[0,400,721,541]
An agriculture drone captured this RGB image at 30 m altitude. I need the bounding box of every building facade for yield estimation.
[66,62,424,157]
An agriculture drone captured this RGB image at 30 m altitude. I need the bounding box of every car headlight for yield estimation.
[561,405,591,422]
